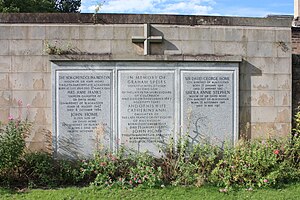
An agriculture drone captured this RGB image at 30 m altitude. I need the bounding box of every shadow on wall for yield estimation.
[239,60,262,140]
[292,54,300,121]
[150,27,179,55]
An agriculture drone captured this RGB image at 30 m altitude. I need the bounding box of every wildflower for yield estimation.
[138,179,142,184]
[8,115,14,120]
[273,149,280,155]
[219,188,228,193]
[18,99,23,106]
[230,165,235,169]
[134,177,136,181]
[161,184,165,188]
[119,178,122,182]
[263,179,268,183]
[129,180,133,185]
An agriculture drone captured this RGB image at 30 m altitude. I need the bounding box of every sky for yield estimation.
[80,0,293,17]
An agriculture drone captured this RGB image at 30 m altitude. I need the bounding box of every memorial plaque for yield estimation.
[55,70,112,159]
[53,62,238,159]
[181,70,238,147]
[118,70,175,155]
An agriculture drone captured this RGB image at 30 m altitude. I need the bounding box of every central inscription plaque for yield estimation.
[52,62,238,159]
[118,70,175,155]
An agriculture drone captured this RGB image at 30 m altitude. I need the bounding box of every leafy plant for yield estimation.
[0,101,32,186]
[128,153,162,188]
[80,149,162,189]
[210,137,300,189]
[161,135,221,187]
[21,152,81,188]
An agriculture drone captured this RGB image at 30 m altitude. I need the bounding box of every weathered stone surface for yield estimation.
[12,91,48,108]
[250,122,291,139]
[12,56,48,72]
[0,40,9,55]
[247,42,277,57]
[0,13,292,27]
[119,70,175,155]
[0,56,11,72]
[10,40,43,56]
[214,42,246,56]
[10,73,48,90]
[181,67,239,146]
[245,28,276,42]
[0,25,10,39]
[182,40,214,55]
[54,69,113,159]
[79,25,114,40]
[46,26,79,40]
[0,14,293,154]
[0,91,11,106]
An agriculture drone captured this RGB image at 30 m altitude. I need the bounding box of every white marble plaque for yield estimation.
[56,70,112,159]
[181,70,237,147]
[118,70,175,155]
[52,62,239,159]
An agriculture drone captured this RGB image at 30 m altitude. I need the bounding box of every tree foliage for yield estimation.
[0,0,81,13]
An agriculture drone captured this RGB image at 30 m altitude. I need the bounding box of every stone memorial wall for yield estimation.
[52,62,238,158]
[0,14,292,156]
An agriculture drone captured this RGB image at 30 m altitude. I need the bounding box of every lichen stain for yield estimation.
[253,84,269,90]
[0,75,8,89]
[251,123,275,139]
[274,124,290,137]
[282,93,288,106]
[239,107,250,123]
[279,80,290,90]
[245,96,251,105]
[0,91,10,105]
[27,127,52,152]
[34,108,47,124]
[33,78,45,90]
[258,94,274,106]
[275,109,289,123]
[32,92,46,107]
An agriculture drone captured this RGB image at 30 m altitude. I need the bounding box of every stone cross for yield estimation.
[296,0,300,19]
[132,23,163,55]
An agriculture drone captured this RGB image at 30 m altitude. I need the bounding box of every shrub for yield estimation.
[80,149,162,189]
[160,136,221,187]
[21,152,82,188]
[0,109,31,186]
[210,136,300,189]
[127,152,162,188]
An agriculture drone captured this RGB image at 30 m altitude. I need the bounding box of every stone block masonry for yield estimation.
[0,13,293,153]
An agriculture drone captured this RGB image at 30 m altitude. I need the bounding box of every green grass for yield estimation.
[1,183,299,200]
